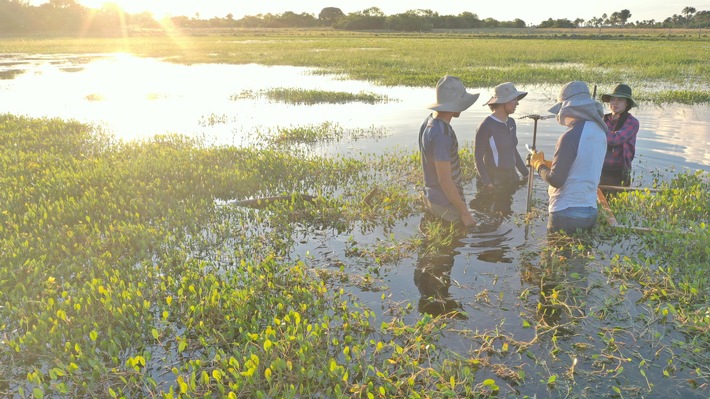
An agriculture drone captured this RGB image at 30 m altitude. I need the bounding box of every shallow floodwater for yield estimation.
[2,53,707,398]
[1,53,708,176]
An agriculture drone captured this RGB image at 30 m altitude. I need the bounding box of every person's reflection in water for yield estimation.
[467,179,520,263]
[469,179,518,222]
[522,234,592,336]
[415,213,467,318]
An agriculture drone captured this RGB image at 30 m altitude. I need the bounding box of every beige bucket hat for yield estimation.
[427,75,480,112]
[548,81,597,115]
[484,82,527,105]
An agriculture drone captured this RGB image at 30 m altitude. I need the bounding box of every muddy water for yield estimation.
[2,53,707,397]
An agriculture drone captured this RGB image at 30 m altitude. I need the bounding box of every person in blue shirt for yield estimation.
[470,82,529,218]
[474,82,529,189]
[529,81,608,234]
[419,75,480,227]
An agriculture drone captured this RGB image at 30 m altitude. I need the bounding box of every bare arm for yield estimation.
[434,160,476,227]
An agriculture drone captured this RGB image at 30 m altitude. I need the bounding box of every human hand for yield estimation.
[530,151,546,172]
[461,212,477,228]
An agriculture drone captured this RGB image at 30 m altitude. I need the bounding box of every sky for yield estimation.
[31,0,709,25]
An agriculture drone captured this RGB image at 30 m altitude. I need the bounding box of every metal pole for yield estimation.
[525,118,538,212]
[521,114,553,212]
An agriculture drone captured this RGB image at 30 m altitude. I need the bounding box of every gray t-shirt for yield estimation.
[419,115,465,209]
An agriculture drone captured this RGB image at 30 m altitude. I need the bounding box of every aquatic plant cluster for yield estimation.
[0,113,445,397]
[235,88,394,105]
[0,111,707,398]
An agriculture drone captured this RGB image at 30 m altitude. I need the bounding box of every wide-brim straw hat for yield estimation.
[548,81,597,114]
[601,84,637,108]
[427,75,479,112]
[484,82,527,105]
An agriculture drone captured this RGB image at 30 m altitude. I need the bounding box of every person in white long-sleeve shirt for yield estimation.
[529,81,608,234]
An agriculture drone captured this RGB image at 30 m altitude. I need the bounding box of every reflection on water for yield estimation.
[0,53,707,175]
[414,247,463,317]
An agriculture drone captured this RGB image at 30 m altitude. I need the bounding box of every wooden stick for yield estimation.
[596,188,660,234]
[597,188,618,227]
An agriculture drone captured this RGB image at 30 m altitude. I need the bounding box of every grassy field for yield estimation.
[1,30,709,103]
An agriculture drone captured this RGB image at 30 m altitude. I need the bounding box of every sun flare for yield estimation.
[77,0,182,18]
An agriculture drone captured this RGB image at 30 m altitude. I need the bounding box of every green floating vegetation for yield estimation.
[0,113,707,398]
[248,121,390,146]
[0,113,462,398]
[234,87,395,105]
[605,171,709,359]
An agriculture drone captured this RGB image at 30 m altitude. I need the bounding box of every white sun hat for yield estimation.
[427,75,479,112]
[484,82,527,105]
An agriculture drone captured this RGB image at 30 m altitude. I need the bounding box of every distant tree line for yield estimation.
[169,7,526,31]
[0,0,160,35]
[0,1,708,35]
[539,7,709,29]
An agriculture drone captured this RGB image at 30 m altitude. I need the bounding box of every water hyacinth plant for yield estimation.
[1,112,707,398]
[0,113,474,398]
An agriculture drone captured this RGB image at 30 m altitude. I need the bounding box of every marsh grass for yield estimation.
[607,171,709,332]
[247,122,391,147]
[197,112,229,127]
[644,90,710,104]
[235,87,395,105]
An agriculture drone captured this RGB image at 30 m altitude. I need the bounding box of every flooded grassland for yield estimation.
[0,33,708,398]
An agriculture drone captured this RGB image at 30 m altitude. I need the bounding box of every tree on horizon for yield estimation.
[682,6,697,27]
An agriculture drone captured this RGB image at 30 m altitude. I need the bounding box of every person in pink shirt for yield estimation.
[600,84,640,187]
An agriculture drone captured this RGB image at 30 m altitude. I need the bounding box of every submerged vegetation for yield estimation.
[0,114,707,398]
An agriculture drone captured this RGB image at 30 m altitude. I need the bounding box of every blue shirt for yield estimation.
[419,115,465,208]
[474,115,529,186]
